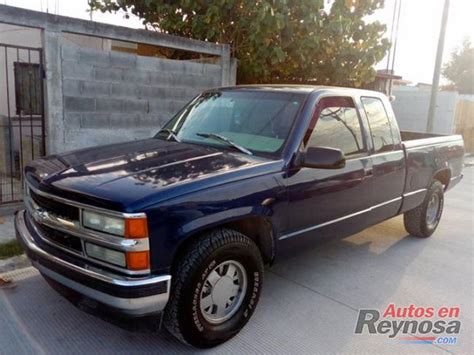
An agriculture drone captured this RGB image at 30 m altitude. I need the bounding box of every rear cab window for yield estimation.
[361,97,400,153]
[306,96,367,158]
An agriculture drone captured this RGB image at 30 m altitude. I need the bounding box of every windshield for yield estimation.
[156,90,305,156]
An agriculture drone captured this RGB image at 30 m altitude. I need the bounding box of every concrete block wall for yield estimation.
[61,45,223,150]
[0,5,234,154]
[392,89,458,134]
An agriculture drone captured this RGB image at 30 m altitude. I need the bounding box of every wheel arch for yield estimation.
[171,215,275,273]
[432,168,451,190]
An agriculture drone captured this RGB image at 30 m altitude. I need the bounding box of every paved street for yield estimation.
[1,168,472,354]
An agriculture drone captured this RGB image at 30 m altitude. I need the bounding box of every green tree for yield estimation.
[443,40,474,94]
[89,0,390,86]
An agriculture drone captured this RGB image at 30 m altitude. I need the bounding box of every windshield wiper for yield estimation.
[196,132,253,155]
[157,128,181,142]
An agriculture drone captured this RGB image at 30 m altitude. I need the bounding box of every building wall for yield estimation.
[61,45,223,150]
[0,6,234,155]
[391,89,458,134]
[0,24,109,118]
[0,24,112,177]
[0,24,42,179]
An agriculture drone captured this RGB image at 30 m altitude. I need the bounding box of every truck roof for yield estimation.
[216,84,388,98]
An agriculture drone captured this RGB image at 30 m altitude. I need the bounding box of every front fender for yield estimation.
[145,173,286,272]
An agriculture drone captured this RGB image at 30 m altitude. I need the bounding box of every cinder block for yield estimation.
[122,99,149,113]
[163,59,214,76]
[111,83,138,98]
[61,45,80,61]
[201,63,221,75]
[62,61,94,80]
[146,71,173,86]
[145,71,219,89]
[64,112,82,129]
[79,48,110,67]
[156,59,187,74]
[109,113,139,128]
[149,99,187,116]
[95,98,124,112]
[156,86,198,101]
[136,56,162,71]
[110,52,137,68]
[139,114,169,127]
[80,113,110,128]
[122,70,151,85]
[137,85,165,99]
[81,81,111,97]
[94,67,123,82]
[64,96,95,112]
[62,79,82,96]
[168,100,189,114]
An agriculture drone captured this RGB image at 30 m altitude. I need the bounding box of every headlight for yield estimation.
[82,210,150,270]
[82,210,149,239]
[83,210,125,236]
[85,242,126,267]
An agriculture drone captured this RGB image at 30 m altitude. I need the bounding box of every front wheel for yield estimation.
[404,180,444,238]
[164,229,264,348]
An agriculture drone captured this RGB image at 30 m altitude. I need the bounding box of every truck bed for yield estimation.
[399,131,464,213]
[401,130,464,150]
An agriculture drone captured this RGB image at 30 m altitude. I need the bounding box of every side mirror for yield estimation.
[300,146,346,169]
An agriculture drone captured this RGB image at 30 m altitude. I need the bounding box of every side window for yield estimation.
[307,97,365,157]
[361,97,395,153]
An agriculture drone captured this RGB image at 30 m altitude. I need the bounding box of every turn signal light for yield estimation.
[125,217,148,239]
[126,251,150,270]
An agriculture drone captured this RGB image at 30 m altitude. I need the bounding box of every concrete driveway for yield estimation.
[1,168,472,354]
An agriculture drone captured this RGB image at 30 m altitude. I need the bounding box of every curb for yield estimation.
[464,154,474,167]
[0,254,31,274]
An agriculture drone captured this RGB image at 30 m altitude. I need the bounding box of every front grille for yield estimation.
[36,222,84,254]
[30,189,80,221]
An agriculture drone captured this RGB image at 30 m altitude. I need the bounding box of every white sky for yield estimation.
[3,0,474,84]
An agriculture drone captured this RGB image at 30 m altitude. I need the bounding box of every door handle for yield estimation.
[364,168,374,177]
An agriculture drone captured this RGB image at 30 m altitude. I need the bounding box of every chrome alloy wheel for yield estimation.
[426,193,440,228]
[199,260,248,325]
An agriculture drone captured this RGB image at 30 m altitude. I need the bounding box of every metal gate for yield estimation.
[0,43,45,205]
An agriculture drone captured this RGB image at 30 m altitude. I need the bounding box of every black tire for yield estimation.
[164,228,264,348]
[404,180,444,238]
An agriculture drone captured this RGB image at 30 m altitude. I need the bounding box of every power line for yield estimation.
[385,0,399,75]
[388,0,403,96]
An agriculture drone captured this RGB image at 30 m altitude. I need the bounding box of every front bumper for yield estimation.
[15,210,171,317]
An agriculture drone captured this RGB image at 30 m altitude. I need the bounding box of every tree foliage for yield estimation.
[89,0,390,86]
[443,40,474,95]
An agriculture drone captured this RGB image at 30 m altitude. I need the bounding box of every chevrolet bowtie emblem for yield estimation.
[36,208,48,220]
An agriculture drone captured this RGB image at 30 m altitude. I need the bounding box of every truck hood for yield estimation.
[26,138,281,211]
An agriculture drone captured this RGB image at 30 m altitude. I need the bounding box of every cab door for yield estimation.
[358,96,405,225]
[280,96,375,251]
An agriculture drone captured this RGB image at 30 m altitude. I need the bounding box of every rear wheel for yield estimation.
[404,180,444,238]
[164,228,263,348]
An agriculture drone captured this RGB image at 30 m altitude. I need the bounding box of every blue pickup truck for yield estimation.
[16,86,464,348]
